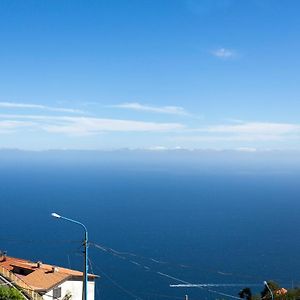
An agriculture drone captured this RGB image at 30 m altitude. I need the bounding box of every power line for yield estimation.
[88,259,101,300]
[90,242,262,282]
[0,237,284,283]
[170,284,262,288]
[90,243,251,300]
[89,258,145,300]
[1,237,290,300]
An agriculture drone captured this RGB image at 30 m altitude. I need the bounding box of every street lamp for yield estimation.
[51,213,88,300]
[264,281,274,300]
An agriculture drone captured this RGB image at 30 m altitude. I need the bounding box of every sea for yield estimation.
[1,150,300,300]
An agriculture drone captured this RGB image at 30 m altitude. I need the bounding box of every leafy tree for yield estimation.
[239,287,252,300]
[261,281,280,300]
[0,286,24,300]
[282,287,300,300]
[240,282,300,300]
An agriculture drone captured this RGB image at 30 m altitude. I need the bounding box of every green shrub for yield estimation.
[0,286,24,300]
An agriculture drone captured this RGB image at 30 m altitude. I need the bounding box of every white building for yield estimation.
[0,254,98,300]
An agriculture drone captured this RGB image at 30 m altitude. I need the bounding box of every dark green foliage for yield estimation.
[239,281,300,300]
[261,281,280,300]
[0,286,24,300]
[282,287,300,300]
[239,287,252,300]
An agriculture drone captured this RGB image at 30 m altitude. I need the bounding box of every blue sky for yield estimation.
[0,0,300,150]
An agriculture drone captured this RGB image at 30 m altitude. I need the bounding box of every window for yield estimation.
[53,287,61,299]
[12,266,34,276]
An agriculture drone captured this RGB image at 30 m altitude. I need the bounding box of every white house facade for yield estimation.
[0,253,98,300]
[43,278,95,300]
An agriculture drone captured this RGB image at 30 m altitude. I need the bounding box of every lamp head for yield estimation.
[51,213,61,219]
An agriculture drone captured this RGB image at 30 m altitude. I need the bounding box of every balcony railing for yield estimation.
[0,266,44,300]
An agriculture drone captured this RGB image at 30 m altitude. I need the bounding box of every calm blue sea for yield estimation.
[1,151,300,300]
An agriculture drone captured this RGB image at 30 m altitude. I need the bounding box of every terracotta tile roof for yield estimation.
[0,256,28,271]
[21,269,70,291]
[0,256,98,292]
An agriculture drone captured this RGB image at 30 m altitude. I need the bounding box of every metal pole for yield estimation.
[84,230,88,300]
[51,213,88,300]
[264,281,274,300]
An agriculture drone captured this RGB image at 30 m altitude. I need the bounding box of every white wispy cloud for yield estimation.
[173,121,300,143]
[43,117,185,136]
[203,122,300,135]
[0,114,185,136]
[0,120,36,133]
[236,147,257,152]
[172,134,288,143]
[112,102,189,116]
[211,48,236,59]
[0,102,84,114]
[1,112,299,150]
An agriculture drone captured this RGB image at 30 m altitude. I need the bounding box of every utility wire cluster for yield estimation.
[0,237,289,300]
[90,242,263,300]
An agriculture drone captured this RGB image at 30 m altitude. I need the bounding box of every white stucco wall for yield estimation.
[43,280,95,300]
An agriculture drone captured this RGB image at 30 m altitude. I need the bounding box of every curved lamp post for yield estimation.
[51,213,88,300]
[264,281,274,300]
